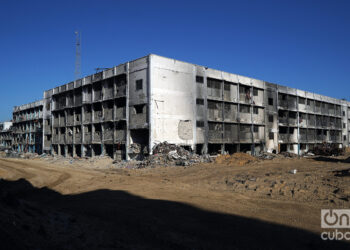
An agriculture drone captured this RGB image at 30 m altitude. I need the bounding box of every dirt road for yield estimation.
[0,156,349,249]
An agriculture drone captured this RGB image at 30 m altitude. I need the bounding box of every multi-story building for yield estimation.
[12,100,43,154]
[40,54,350,160]
[0,121,13,150]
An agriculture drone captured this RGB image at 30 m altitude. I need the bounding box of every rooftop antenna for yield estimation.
[75,31,81,80]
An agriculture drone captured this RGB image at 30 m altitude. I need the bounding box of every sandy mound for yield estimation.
[215,153,256,166]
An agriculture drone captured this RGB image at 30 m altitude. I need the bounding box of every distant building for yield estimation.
[0,121,13,150]
[12,100,43,154]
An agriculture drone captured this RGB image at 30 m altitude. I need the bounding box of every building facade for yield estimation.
[37,54,350,160]
[12,100,43,154]
[0,121,13,150]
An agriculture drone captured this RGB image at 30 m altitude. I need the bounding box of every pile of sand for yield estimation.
[215,153,257,166]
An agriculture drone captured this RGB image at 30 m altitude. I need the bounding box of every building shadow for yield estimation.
[312,156,343,163]
[0,178,348,249]
[312,156,350,164]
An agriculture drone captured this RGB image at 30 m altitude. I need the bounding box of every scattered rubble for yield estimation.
[215,153,257,166]
[136,142,211,168]
[308,143,344,156]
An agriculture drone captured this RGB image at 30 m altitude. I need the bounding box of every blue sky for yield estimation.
[0,0,349,121]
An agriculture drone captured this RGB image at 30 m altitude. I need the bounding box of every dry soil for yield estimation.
[0,154,349,249]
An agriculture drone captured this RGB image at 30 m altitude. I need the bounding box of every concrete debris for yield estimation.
[136,142,212,168]
[215,153,257,166]
[289,169,297,174]
[309,143,344,156]
[257,151,297,160]
[279,152,298,158]
[257,152,276,160]
[129,143,141,154]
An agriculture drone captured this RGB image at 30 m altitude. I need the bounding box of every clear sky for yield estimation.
[0,0,349,121]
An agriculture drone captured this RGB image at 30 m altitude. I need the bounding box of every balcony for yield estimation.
[66,135,73,144]
[115,107,126,120]
[74,133,81,144]
[53,118,59,127]
[104,109,113,121]
[83,113,92,123]
[93,91,102,102]
[299,134,307,142]
[208,130,223,143]
[130,113,147,128]
[307,133,315,141]
[253,132,265,143]
[82,93,92,103]
[93,111,103,123]
[83,133,91,144]
[240,132,252,141]
[103,89,114,100]
[114,130,126,143]
[308,118,316,127]
[103,130,113,142]
[208,109,223,121]
[52,136,59,144]
[315,106,321,113]
[74,114,82,125]
[115,85,126,97]
[59,118,66,127]
[92,132,101,143]
[316,135,326,141]
[278,117,288,125]
[278,100,288,109]
[279,134,289,142]
[59,135,66,144]
[289,134,297,143]
[66,115,74,126]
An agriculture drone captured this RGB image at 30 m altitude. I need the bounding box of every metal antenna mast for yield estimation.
[75,31,81,80]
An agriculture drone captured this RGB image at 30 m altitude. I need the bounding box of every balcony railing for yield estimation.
[83,133,91,144]
[75,133,82,144]
[83,114,92,123]
[93,111,103,123]
[66,135,73,144]
[104,109,113,121]
[279,134,289,142]
[114,130,126,142]
[59,136,66,144]
[92,132,101,142]
[103,130,113,141]
[115,107,126,120]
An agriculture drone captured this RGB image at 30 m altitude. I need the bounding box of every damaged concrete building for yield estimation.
[12,100,43,154]
[0,121,13,150]
[36,54,350,159]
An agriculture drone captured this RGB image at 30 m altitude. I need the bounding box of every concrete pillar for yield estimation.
[102,144,106,156]
[91,145,95,157]
[82,145,86,157]
[73,145,77,157]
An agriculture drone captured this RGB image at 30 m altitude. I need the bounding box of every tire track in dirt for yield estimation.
[0,159,72,189]
[0,159,36,179]
[47,172,71,188]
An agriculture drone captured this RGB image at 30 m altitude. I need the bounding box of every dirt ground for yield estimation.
[0,154,350,249]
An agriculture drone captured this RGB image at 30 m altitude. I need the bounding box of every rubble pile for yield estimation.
[137,142,211,168]
[215,153,257,166]
[309,143,344,156]
[279,151,298,158]
[3,150,39,159]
